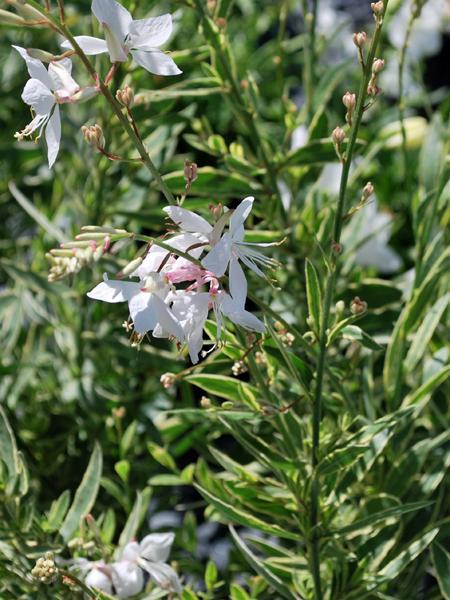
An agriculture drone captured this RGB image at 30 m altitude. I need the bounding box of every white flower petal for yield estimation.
[230,196,254,235]
[85,567,113,594]
[111,561,144,599]
[48,61,79,95]
[121,541,140,562]
[45,106,61,168]
[12,45,53,89]
[87,280,140,303]
[129,14,173,49]
[130,49,182,75]
[92,0,132,42]
[21,78,55,114]
[163,206,212,235]
[151,295,184,341]
[202,233,232,277]
[128,292,157,334]
[139,533,174,562]
[139,560,182,594]
[220,293,265,333]
[61,35,108,55]
[229,256,247,307]
[172,293,210,363]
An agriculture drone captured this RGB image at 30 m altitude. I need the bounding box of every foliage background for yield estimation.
[0,0,449,598]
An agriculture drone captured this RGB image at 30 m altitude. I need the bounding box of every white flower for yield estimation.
[75,559,113,595]
[202,196,277,305]
[61,0,181,76]
[112,533,181,597]
[170,291,211,364]
[87,273,184,340]
[212,290,265,338]
[343,199,401,274]
[13,45,96,167]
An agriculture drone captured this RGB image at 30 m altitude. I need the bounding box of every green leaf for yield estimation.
[230,584,251,600]
[404,293,449,373]
[333,501,433,536]
[118,488,152,551]
[0,406,19,484]
[114,459,130,483]
[305,259,322,332]
[195,484,300,541]
[340,325,383,351]
[185,374,260,408]
[147,442,177,471]
[379,528,439,580]
[120,420,138,458]
[318,444,368,475]
[431,542,450,600]
[9,182,66,243]
[45,489,71,532]
[60,442,103,541]
[205,560,218,591]
[402,364,450,407]
[419,114,445,193]
[229,526,295,599]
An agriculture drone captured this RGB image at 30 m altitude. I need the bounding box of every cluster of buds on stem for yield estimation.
[367,58,385,96]
[47,226,131,282]
[160,372,176,389]
[274,321,295,347]
[232,360,247,376]
[343,91,356,126]
[116,84,134,108]
[31,552,58,584]
[81,124,105,150]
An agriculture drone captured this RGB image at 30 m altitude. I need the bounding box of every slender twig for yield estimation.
[308,5,389,598]
[25,0,176,205]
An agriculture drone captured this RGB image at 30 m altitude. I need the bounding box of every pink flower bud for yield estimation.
[352,31,367,48]
[342,92,356,110]
[362,182,374,199]
[371,1,384,15]
[372,58,385,73]
[332,126,346,145]
[115,84,134,108]
[350,297,368,315]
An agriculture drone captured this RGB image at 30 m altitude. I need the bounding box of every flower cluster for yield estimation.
[12,0,181,167]
[88,197,277,363]
[73,533,181,598]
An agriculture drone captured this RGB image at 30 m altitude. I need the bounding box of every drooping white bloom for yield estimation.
[202,197,277,305]
[13,45,96,167]
[111,533,181,597]
[343,199,401,274]
[74,559,114,595]
[61,0,181,76]
[87,273,184,339]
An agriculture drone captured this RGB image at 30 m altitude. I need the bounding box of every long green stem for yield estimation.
[308,6,389,598]
[26,0,176,205]
[301,0,319,123]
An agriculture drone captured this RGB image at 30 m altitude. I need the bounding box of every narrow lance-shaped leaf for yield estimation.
[431,542,450,600]
[60,442,103,541]
[305,259,322,333]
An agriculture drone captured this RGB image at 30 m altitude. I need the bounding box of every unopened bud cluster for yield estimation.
[352,31,366,49]
[116,84,134,108]
[274,321,295,347]
[31,552,58,584]
[371,1,384,19]
[184,160,198,191]
[232,360,247,376]
[81,124,105,149]
[367,58,385,96]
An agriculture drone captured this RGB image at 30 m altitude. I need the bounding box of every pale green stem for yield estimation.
[398,10,416,184]
[308,6,389,598]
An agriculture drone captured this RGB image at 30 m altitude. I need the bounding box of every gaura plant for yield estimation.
[0,0,449,598]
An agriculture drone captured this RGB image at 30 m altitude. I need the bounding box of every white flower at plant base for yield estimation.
[13,46,96,167]
[202,196,278,306]
[87,273,184,340]
[61,0,181,76]
[111,533,182,598]
[343,199,401,274]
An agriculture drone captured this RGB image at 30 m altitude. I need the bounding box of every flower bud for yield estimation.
[352,31,366,48]
[200,396,212,408]
[332,126,346,146]
[209,203,223,220]
[81,124,105,149]
[116,84,134,108]
[119,257,143,277]
[350,297,368,315]
[184,160,198,185]
[362,182,374,200]
[342,91,356,110]
[232,360,247,376]
[160,372,176,389]
[31,552,58,584]
[26,48,55,62]
[371,1,384,15]
[372,58,385,73]
[335,300,345,315]
[0,9,27,25]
